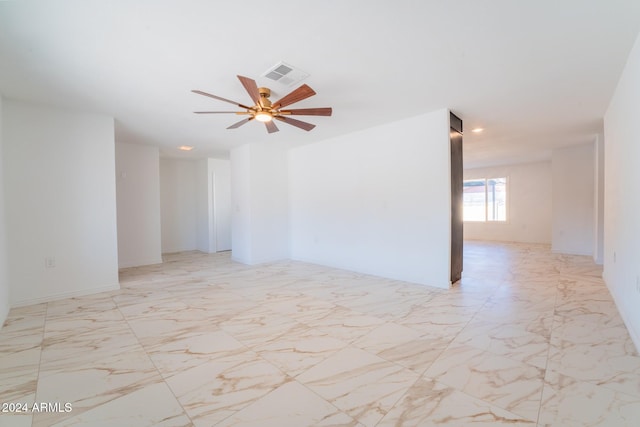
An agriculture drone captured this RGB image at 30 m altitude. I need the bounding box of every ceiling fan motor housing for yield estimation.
[258,87,272,108]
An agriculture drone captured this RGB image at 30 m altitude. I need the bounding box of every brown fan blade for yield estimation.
[272,84,316,109]
[265,120,279,134]
[237,75,261,105]
[192,90,252,110]
[280,107,332,116]
[194,111,245,114]
[227,117,253,129]
[274,116,316,131]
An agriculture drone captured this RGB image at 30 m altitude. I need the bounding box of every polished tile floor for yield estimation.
[1,241,639,426]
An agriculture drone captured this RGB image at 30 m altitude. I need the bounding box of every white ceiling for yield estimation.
[1,1,639,167]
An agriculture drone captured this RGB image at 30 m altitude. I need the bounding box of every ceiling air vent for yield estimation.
[262,61,309,87]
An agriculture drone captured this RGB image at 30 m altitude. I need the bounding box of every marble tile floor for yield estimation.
[1,241,639,426]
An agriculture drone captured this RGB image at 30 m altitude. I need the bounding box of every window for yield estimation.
[463,177,507,222]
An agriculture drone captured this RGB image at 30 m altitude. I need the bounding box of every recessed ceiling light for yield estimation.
[178,145,194,151]
[471,128,484,133]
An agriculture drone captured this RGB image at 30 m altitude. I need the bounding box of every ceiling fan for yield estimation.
[192,75,332,134]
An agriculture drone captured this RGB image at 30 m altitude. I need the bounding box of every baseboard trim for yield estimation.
[231,255,287,266]
[290,255,450,290]
[604,276,640,354]
[11,283,121,308]
[118,258,163,269]
[0,301,9,329]
[551,248,593,257]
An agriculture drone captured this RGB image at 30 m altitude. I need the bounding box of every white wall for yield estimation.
[551,143,595,256]
[210,158,232,252]
[231,142,289,264]
[289,109,451,288]
[594,133,605,264]
[195,158,232,253]
[159,158,198,253]
[464,162,552,244]
[162,157,230,255]
[115,142,162,268]
[196,159,211,252]
[3,100,119,306]
[604,32,640,352]
[231,144,252,263]
[0,95,9,325]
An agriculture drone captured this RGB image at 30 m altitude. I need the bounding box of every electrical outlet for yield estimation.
[45,257,56,268]
[636,276,640,294]
[614,251,617,263]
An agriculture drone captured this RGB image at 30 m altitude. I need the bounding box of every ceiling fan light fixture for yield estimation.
[193,75,331,133]
[255,111,273,122]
